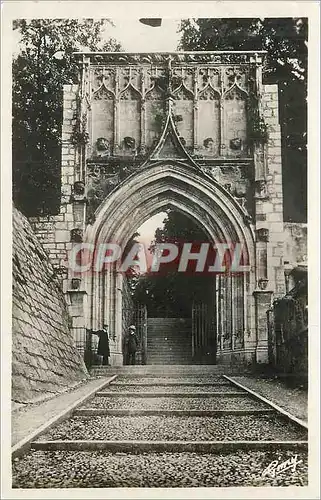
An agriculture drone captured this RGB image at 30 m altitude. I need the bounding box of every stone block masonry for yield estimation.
[29,85,81,275]
[261,84,286,298]
[12,207,88,404]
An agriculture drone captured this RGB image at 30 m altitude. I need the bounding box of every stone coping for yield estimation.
[11,376,116,448]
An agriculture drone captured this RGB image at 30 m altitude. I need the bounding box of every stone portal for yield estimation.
[29,51,285,367]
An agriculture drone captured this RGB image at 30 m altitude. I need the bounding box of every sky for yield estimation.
[108,20,180,241]
[12,18,182,55]
[136,212,168,244]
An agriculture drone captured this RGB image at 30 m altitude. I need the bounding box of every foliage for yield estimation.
[12,18,121,216]
[178,18,307,221]
[178,18,307,81]
[122,231,142,286]
[247,93,269,144]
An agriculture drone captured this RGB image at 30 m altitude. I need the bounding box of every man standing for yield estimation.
[125,325,139,365]
[94,324,110,366]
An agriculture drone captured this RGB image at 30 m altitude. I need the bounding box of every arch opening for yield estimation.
[85,162,256,366]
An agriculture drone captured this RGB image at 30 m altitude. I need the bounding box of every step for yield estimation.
[81,394,267,412]
[89,365,236,376]
[74,409,276,417]
[12,445,308,488]
[147,358,193,362]
[147,343,191,347]
[95,391,247,397]
[146,360,193,364]
[147,345,191,348]
[147,350,192,353]
[33,414,308,442]
[80,395,269,411]
[31,440,308,454]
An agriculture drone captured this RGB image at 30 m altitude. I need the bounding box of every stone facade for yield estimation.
[27,51,303,367]
[12,207,88,403]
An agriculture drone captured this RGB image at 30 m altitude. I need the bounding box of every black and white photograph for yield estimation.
[1,1,320,498]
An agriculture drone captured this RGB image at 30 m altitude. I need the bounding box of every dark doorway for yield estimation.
[128,210,217,364]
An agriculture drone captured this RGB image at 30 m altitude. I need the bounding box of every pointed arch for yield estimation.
[90,84,114,147]
[84,162,256,350]
[144,112,199,168]
[223,82,248,155]
[198,85,221,156]
[172,83,194,101]
[91,83,114,101]
[145,84,165,101]
[199,84,221,101]
[172,84,194,148]
[119,84,141,151]
[119,83,141,100]
[223,82,248,101]
[87,161,254,251]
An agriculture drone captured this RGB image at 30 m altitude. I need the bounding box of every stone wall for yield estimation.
[12,207,88,403]
[284,222,307,266]
[268,276,308,381]
[29,84,79,278]
[262,84,285,298]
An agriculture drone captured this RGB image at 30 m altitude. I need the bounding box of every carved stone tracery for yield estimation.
[198,85,220,101]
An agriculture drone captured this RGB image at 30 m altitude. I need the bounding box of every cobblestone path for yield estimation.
[12,373,308,488]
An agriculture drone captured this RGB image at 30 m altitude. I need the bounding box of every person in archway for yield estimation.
[93,324,110,365]
[125,325,139,365]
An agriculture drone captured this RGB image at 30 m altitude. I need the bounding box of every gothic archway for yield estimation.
[84,160,256,365]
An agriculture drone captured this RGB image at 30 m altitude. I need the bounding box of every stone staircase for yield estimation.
[146,318,192,365]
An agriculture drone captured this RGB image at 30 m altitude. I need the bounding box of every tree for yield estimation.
[13,19,121,216]
[178,18,308,222]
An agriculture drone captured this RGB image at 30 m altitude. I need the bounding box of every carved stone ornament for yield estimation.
[235,197,247,210]
[258,278,269,290]
[71,278,81,290]
[199,85,220,101]
[220,165,236,175]
[70,228,83,243]
[234,185,247,198]
[203,137,214,148]
[73,181,85,196]
[230,138,242,150]
[78,52,265,67]
[224,85,246,100]
[86,212,96,226]
[256,228,269,242]
[173,114,183,123]
[96,137,110,152]
[255,179,268,198]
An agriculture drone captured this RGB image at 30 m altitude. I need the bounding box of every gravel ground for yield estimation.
[82,396,268,410]
[106,384,243,393]
[38,415,308,442]
[232,376,308,422]
[12,449,308,488]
